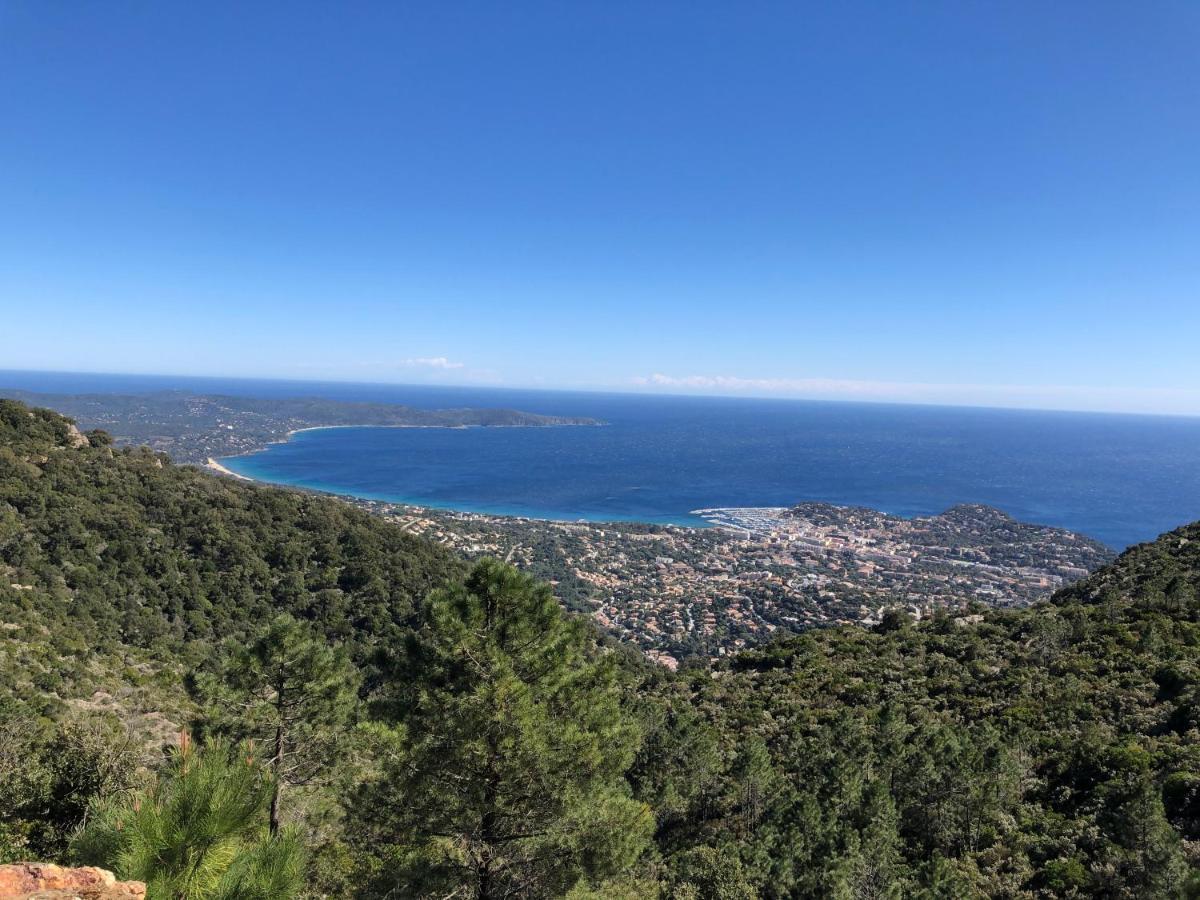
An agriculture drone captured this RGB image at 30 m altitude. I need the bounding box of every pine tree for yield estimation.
[351,559,653,899]
[71,734,305,900]
[193,614,359,834]
[1117,776,1187,897]
[841,781,909,900]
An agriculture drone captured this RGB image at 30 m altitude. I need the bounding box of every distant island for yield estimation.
[0,389,603,464]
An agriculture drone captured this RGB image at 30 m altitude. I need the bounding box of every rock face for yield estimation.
[0,864,145,899]
[64,423,90,449]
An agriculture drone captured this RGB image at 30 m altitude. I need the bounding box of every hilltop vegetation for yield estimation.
[1,400,1198,897]
[0,399,460,699]
[663,560,1200,896]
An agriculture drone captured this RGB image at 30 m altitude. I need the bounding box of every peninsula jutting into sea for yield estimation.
[0,381,1120,667]
[0,388,603,464]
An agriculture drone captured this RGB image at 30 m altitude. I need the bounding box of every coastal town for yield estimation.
[0,388,1117,667]
[348,497,1113,666]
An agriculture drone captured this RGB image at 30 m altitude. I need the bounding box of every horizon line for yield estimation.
[3,366,1200,422]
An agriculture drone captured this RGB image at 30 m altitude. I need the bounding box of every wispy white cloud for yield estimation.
[400,356,465,370]
[629,373,1200,416]
[284,356,486,381]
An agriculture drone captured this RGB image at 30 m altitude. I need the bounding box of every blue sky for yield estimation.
[2,2,1198,414]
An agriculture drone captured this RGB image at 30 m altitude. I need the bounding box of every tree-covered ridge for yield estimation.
[1056,519,1200,607]
[654,538,1200,896]
[0,398,461,707]
[0,389,601,463]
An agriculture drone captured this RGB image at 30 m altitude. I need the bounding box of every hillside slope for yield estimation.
[0,399,462,713]
[1056,519,1200,606]
[649,529,1200,896]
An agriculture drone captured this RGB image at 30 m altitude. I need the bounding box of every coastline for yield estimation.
[200,423,709,528]
[208,421,578,471]
[205,457,253,480]
[209,421,572,474]
[201,454,1106,543]
[201,452,713,529]
[200,430,1035,534]
[285,423,471,438]
[194,423,1119,547]
[202,445,1114,552]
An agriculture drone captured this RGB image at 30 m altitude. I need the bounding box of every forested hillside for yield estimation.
[1,400,1198,898]
[659,552,1200,896]
[0,399,461,704]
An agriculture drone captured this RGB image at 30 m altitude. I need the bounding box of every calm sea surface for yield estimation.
[4,371,1200,549]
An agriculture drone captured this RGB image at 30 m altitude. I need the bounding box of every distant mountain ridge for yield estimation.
[0,388,602,464]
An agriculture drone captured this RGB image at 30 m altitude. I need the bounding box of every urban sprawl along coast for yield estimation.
[2,389,1115,668]
[349,498,1112,667]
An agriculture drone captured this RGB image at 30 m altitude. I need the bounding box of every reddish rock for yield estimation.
[0,863,145,899]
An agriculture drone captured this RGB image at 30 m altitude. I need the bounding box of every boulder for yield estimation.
[0,864,144,899]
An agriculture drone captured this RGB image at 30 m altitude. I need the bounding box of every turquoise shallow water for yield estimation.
[226,425,714,528]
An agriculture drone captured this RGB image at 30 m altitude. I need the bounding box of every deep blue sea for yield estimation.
[4,370,1200,550]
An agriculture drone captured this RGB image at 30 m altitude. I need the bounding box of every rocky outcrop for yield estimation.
[0,864,144,899]
[64,423,90,449]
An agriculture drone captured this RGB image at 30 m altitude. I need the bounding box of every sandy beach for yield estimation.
[205,457,252,480]
[286,424,470,438]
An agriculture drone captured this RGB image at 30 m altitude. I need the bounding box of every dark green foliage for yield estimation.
[0,401,79,454]
[192,614,361,834]
[1057,521,1200,609]
[349,559,653,898]
[662,845,756,899]
[0,398,461,689]
[633,536,1200,896]
[72,735,305,900]
[0,398,461,889]
[0,707,141,863]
